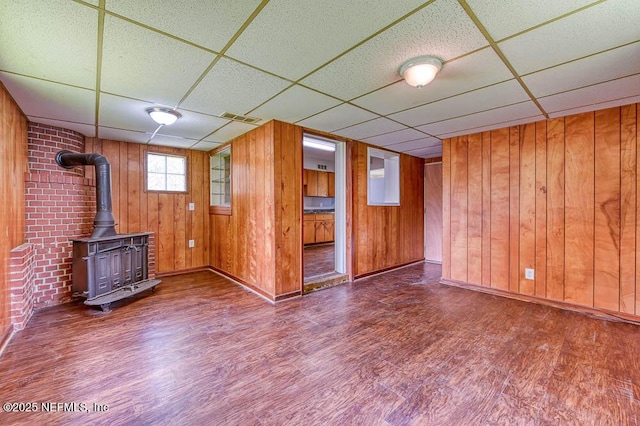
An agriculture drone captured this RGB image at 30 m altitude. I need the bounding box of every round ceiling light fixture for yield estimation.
[399,55,443,89]
[145,107,182,125]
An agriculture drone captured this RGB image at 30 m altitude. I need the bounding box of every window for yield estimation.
[146,153,187,192]
[367,147,400,206]
[210,145,231,214]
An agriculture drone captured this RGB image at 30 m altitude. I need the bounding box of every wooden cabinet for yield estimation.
[303,217,316,244]
[303,169,335,197]
[303,213,335,244]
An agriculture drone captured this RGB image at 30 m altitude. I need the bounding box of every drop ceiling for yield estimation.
[1,0,638,158]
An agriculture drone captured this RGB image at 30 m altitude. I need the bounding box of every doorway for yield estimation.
[302,134,347,292]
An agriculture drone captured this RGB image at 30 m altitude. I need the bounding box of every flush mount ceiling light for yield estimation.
[145,107,182,125]
[303,136,335,152]
[399,55,443,89]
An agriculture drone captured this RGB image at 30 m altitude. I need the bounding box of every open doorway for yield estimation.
[302,134,347,292]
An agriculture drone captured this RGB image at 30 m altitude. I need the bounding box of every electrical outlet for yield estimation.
[188,203,195,211]
[188,239,195,248]
[525,268,535,280]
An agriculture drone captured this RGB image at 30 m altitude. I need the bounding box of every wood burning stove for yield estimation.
[56,150,160,311]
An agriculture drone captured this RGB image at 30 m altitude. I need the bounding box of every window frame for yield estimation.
[366,146,401,206]
[144,151,188,194]
[209,143,232,216]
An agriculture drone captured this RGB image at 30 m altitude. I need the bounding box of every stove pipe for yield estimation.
[55,150,117,239]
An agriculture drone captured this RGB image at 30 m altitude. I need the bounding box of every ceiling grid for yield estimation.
[0,0,637,158]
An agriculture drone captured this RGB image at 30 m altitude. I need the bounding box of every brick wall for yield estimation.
[9,244,36,330]
[23,123,157,312]
[26,123,95,308]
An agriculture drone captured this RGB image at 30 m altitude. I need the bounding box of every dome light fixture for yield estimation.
[145,107,182,125]
[399,55,443,89]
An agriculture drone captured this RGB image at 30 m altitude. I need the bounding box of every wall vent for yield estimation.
[220,112,261,124]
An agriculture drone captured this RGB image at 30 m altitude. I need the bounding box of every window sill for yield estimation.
[210,205,232,216]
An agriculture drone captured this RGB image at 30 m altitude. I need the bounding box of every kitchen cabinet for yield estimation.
[303,216,316,244]
[303,169,334,197]
[303,213,335,244]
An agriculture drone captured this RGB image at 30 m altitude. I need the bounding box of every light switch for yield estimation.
[188,203,195,211]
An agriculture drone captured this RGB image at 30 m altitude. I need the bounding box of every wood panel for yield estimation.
[450,137,468,282]
[519,123,536,295]
[274,121,302,296]
[0,83,28,339]
[481,132,491,286]
[490,129,510,290]
[564,113,594,306]
[593,108,620,311]
[619,104,637,314]
[467,134,482,284]
[85,140,210,275]
[209,121,302,300]
[534,121,547,298]
[546,118,565,300]
[442,102,640,321]
[442,141,451,279]
[424,163,443,263]
[351,142,424,278]
[509,127,520,293]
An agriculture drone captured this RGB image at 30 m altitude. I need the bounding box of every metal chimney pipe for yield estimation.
[55,150,117,239]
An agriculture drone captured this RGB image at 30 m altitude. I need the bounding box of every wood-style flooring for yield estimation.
[303,243,335,279]
[1,263,640,425]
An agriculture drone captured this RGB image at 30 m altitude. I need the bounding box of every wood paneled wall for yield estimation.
[351,142,425,277]
[0,83,28,342]
[84,138,210,275]
[209,121,302,301]
[425,163,443,262]
[442,103,640,319]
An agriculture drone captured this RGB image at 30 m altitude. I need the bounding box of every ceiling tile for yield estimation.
[203,121,258,143]
[0,72,95,124]
[499,0,640,75]
[249,85,342,123]
[364,128,428,146]
[352,47,513,115]
[106,0,261,52]
[101,15,214,105]
[548,95,640,118]
[437,114,546,139]
[389,79,530,127]
[156,111,230,140]
[385,138,441,152]
[181,57,290,117]
[539,74,640,115]
[466,0,596,41]
[28,117,96,138]
[190,141,221,151]
[296,104,378,133]
[149,134,199,149]
[98,127,151,143]
[523,42,640,98]
[418,101,542,136]
[406,145,443,158]
[0,0,97,88]
[225,0,428,80]
[301,0,488,100]
[99,94,159,133]
[332,117,406,140]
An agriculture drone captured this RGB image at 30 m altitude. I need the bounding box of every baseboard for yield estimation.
[440,277,640,326]
[0,324,15,358]
[208,266,277,303]
[354,259,425,280]
[155,266,210,278]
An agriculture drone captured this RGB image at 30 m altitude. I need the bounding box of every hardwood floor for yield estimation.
[303,243,335,279]
[1,263,639,425]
